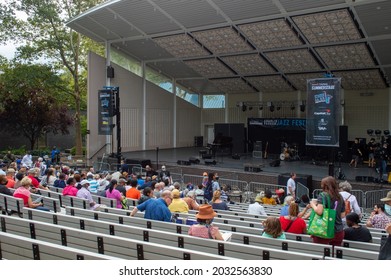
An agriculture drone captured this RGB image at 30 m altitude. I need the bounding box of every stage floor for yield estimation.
[122,147,382,182]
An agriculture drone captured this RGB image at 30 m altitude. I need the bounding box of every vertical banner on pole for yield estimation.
[98,89,113,135]
[306,78,342,147]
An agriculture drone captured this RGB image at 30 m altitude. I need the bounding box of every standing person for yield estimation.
[344,212,372,242]
[106,179,126,209]
[203,173,214,203]
[279,203,307,234]
[130,190,173,222]
[212,173,220,193]
[349,138,362,168]
[309,176,346,247]
[377,142,389,181]
[51,146,60,165]
[367,138,376,168]
[286,172,296,199]
[338,180,361,227]
[188,204,224,241]
[247,195,267,216]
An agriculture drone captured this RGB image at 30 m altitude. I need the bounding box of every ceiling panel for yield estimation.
[177,79,220,94]
[211,78,257,94]
[265,49,322,73]
[316,43,376,70]
[246,76,294,92]
[279,0,345,12]
[384,67,391,85]
[355,0,391,37]
[184,58,234,78]
[292,9,362,44]
[152,0,226,29]
[221,54,276,76]
[286,73,327,91]
[192,27,253,55]
[333,69,387,90]
[371,39,391,65]
[112,40,174,61]
[239,19,304,50]
[212,0,280,21]
[153,34,210,58]
[147,61,202,79]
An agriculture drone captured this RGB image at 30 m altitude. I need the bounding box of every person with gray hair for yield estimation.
[339,180,361,216]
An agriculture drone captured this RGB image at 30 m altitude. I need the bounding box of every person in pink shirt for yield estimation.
[106,179,125,209]
[62,177,78,196]
[188,204,224,240]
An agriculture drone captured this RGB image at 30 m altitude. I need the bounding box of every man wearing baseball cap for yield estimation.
[76,180,101,210]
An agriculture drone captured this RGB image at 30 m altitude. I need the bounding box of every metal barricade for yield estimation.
[219,178,248,203]
[365,189,390,210]
[183,174,204,187]
[93,162,110,172]
[110,163,122,172]
[171,173,183,185]
[296,182,309,201]
[248,182,286,195]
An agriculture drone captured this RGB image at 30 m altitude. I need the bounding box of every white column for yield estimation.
[105,42,112,155]
[173,80,177,148]
[142,62,147,150]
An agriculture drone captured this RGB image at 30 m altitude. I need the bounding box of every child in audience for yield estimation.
[261,217,286,239]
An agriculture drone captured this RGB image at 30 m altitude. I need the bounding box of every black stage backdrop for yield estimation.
[248,118,348,162]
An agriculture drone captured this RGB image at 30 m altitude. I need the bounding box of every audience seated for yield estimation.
[183,190,200,211]
[168,189,189,213]
[344,212,372,242]
[126,179,141,200]
[130,190,173,222]
[211,190,229,210]
[77,180,101,210]
[366,204,390,229]
[105,179,125,209]
[188,204,224,240]
[13,177,49,211]
[279,195,294,216]
[261,189,277,205]
[0,174,12,195]
[62,177,78,196]
[262,217,286,239]
[279,203,307,234]
[247,195,266,216]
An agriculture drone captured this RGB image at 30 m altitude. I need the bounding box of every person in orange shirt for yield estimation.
[125,179,141,200]
[5,168,16,188]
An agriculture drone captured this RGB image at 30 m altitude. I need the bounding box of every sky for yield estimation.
[0,1,27,59]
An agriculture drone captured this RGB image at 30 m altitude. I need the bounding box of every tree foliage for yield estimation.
[0,63,74,150]
[0,0,105,155]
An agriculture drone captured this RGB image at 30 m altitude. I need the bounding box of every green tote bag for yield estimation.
[307,193,336,239]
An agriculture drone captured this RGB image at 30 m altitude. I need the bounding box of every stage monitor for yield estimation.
[306,78,342,147]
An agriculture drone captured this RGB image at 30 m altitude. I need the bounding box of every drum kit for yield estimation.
[279,142,300,161]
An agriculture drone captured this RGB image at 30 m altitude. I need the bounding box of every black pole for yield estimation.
[156,147,159,170]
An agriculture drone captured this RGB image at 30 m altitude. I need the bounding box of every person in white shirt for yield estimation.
[339,180,361,228]
[286,172,296,199]
[247,195,267,216]
[21,151,33,168]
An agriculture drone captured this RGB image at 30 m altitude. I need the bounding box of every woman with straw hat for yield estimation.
[188,204,224,240]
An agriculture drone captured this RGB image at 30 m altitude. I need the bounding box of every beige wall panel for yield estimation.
[202,109,225,124]
[146,108,172,149]
[121,108,141,150]
[177,98,202,147]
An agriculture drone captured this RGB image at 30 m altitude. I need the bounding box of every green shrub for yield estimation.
[70,146,86,156]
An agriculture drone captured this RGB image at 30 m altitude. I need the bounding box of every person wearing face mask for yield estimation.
[366,203,391,229]
[378,191,391,260]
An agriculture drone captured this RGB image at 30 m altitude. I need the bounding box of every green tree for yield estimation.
[0,0,104,156]
[0,63,74,150]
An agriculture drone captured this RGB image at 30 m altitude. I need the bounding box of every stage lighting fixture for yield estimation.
[375,129,382,136]
[290,104,295,110]
[248,106,253,111]
[367,129,374,136]
[259,106,263,110]
[242,104,247,112]
[269,103,275,112]
[384,130,390,136]
[300,104,305,112]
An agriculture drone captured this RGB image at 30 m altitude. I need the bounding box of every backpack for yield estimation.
[344,194,352,214]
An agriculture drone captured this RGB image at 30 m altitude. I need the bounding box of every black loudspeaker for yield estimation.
[202,154,212,159]
[107,66,115,78]
[244,165,262,172]
[177,160,191,166]
[204,159,216,165]
[232,154,241,160]
[269,159,281,167]
[189,157,200,164]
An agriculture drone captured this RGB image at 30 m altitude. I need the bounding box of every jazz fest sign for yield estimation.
[306,78,342,147]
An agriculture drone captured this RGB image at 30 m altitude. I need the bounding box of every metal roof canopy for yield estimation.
[67,0,391,94]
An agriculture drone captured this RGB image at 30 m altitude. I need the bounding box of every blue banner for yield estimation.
[248,118,306,130]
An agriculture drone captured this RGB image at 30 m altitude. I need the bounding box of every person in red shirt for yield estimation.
[5,168,16,188]
[279,202,307,234]
[27,168,48,190]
